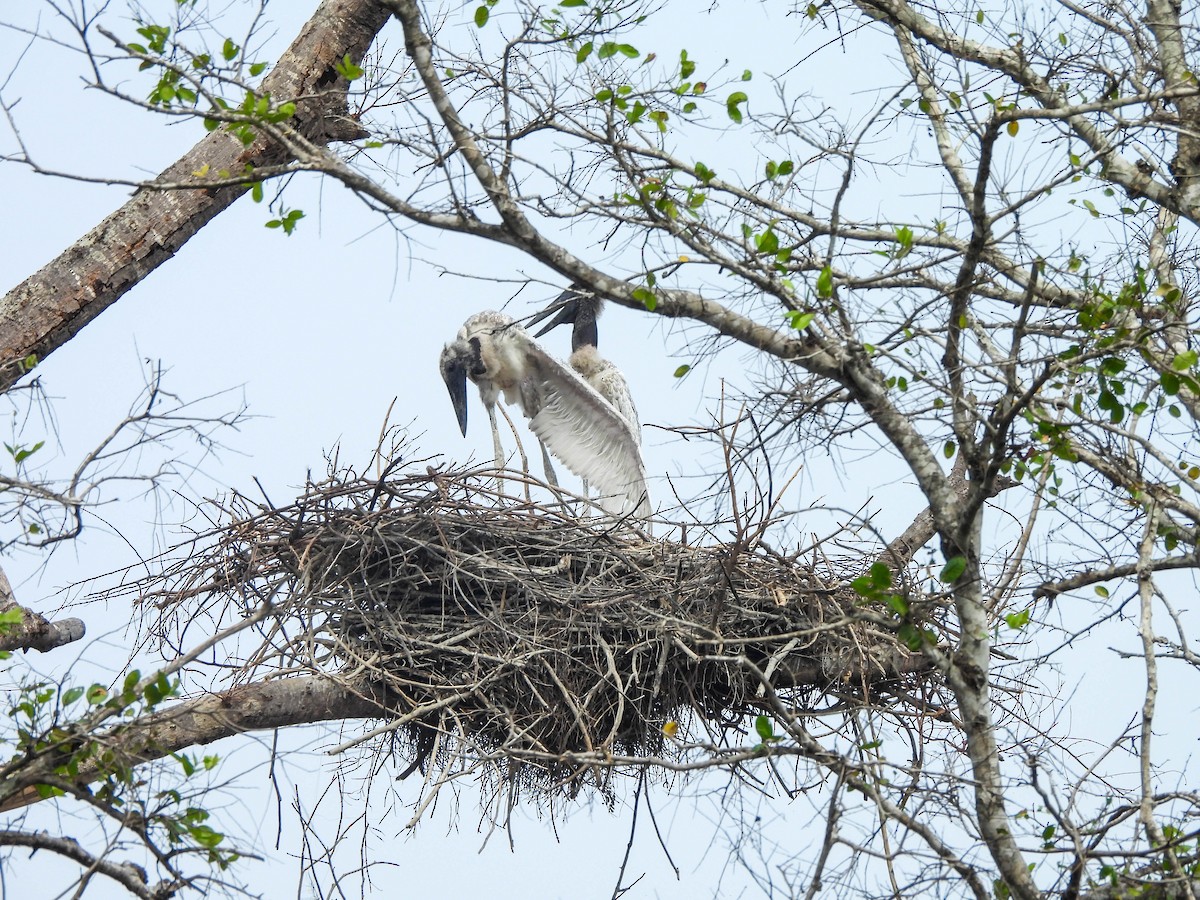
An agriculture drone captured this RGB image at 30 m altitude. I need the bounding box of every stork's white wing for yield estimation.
[516,335,651,518]
[591,365,641,447]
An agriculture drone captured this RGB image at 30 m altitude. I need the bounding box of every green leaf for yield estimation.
[334,53,364,81]
[1006,120,1019,137]
[939,556,967,583]
[62,686,86,705]
[786,311,814,330]
[754,715,775,741]
[1005,608,1032,630]
[897,622,923,651]
[755,228,779,254]
[12,440,44,464]
[869,562,892,589]
[680,50,695,79]
[474,5,490,27]
[576,41,593,63]
[741,69,752,81]
[816,265,833,298]
[673,364,690,378]
[222,38,239,61]
[1172,349,1198,371]
[189,824,225,849]
[886,594,908,616]
[943,441,956,459]
[726,91,748,123]
[598,41,618,59]
[560,0,587,5]
[850,575,875,597]
[632,287,656,310]
[617,44,639,58]
[249,61,267,77]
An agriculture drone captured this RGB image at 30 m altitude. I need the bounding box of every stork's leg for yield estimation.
[494,403,533,499]
[496,403,531,471]
[486,402,507,490]
[485,403,505,469]
[539,442,559,487]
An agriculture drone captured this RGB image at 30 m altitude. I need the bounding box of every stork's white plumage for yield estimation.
[439,310,650,518]
[530,285,646,475]
[567,345,641,447]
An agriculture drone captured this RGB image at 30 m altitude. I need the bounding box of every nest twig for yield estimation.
[139,463,944,799]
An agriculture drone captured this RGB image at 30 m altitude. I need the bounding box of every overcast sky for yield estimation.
[0,1,1183,898]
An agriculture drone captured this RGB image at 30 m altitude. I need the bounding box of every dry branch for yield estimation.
[0,603,85,653]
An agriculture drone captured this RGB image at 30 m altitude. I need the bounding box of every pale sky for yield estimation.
[0,2,1187,898]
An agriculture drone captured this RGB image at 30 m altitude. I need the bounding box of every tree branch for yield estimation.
[0,675,390,813]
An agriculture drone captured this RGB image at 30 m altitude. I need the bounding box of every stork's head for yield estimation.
[441,310,519,436]
[530,283,603,350]
[438,340,472,436]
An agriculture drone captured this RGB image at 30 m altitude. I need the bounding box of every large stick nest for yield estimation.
[145,463,944,797]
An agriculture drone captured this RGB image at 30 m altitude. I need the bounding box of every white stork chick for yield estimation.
[530,286,647,508]
[439,310,650,518]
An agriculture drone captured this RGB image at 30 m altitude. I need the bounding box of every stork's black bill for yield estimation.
[531,284,602,350]
[438,345,470,436]
[530,296,579,338]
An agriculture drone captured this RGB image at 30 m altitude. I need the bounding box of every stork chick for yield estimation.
[439,310,649,518]
[530,286,646,509]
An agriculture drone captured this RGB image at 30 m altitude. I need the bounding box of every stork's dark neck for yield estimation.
[571,305,599,351]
